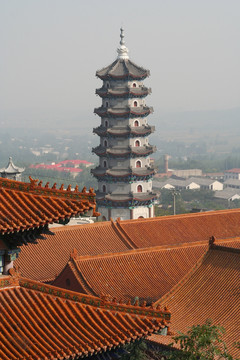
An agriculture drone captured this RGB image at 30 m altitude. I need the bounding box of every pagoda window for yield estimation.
[105,120,108,127]
[102,185,106,193]
[66,278,71,288]
[103,139,108,147]
[138,216,144,218]
[137,185,143,193]
[132,83,137,88]
[103,160,107,168]
[136,160,141,168]
[134,120,139,127]
[105,101,109,107]
[133,101,138,107]
[102,216,107,221]
[135,140,140,147]
[106,82,110,88]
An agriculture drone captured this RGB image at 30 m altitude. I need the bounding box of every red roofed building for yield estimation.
[30,159,94,177]
[152,243,240,358]
[224,168,240,180]
[0,176,99,275]
[0,270,170,360]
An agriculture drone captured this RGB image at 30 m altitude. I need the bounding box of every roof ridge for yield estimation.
[71,239,219,262]
[0,176,97,202]
[114,218,138,248]
[70,259,98,297]
[111,218,137,249]
[49,221,112,232]
[211,243,240,254]
[117,208,240,224]
[17,277,170,318]
[153,246,211,306]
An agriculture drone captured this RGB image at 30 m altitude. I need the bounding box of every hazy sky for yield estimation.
[0,0,239,128]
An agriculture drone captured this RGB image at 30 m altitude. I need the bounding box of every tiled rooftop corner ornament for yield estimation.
[9,266,21,285]
[70,248,78,260]
[209,235,216,247]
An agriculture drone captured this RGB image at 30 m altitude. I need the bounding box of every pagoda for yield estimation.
[92,28,156,221]
[0,156,24,181]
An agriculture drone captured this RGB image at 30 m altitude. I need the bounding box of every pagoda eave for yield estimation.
[95,87,151,99]
[93,125,155,138]
[94,107,153,118]
[92,146,156,158]
[96,73,149,81]
[91,167,156,182]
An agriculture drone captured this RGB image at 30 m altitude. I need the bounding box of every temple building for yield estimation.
[92,28,156,221]
[0,156,24,180]
[0,176,99,275]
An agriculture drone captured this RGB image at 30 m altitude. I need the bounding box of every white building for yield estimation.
[224,168,240,181]
[153,177,223,191]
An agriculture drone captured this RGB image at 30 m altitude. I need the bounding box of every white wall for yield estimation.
[132,206,150,219]
[211,181,223,191]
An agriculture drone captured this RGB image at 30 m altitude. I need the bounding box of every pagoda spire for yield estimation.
[117,27,129,60]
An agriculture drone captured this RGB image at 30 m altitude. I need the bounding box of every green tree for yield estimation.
[121,340,147,360]
[164,320,235,360]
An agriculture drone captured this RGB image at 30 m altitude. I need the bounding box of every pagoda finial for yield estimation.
[117,27,129,60]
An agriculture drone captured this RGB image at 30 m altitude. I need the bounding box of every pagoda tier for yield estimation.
[96,85,151,98]
[92,144,156,158]
[93,124,155,138]
[91,165,156,182]
[96,59,150,80]
[94,105,153,118]
[96,191,157,208]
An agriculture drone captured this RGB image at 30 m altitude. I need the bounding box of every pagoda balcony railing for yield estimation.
[92,144,156,158]
[95,86,151,98]
[91,165,156,175]
[94,106,153,118]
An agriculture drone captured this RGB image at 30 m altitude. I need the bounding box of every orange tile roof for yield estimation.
[0,177,98,235]
[0,271,170,360]
[153,245,240,358]
[15,222,132,282]
[52,238,240,303]
[116,209,240,248]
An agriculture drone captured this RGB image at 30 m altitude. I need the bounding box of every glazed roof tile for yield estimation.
[0,177,98,235]
[154,245,240,358]
[15,222,132,282]
[116,209,240,248]
[0,274,169,360]
[53,238,240,304]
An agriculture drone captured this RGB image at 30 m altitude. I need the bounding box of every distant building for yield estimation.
[224,168,240,180]
[0,157,24,181]
[153,177,223,191]
[214,188,240,202]
[224,178,240,189]
[30,159,94,178]
[172,169,202,178]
